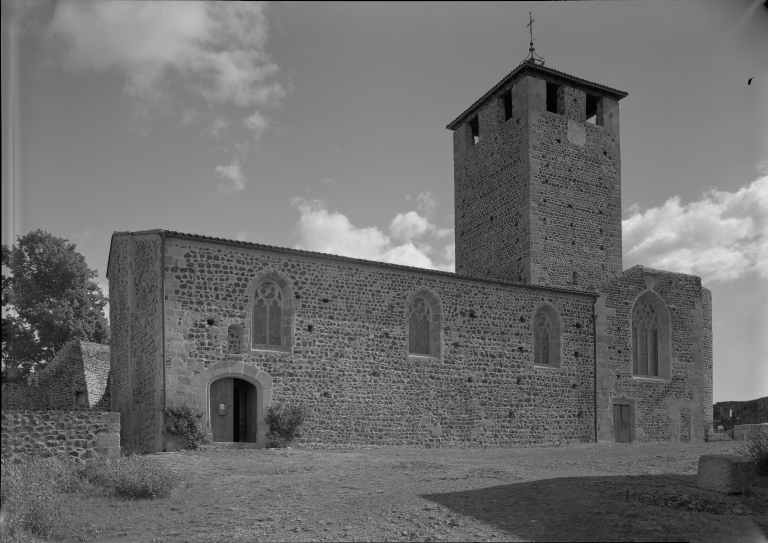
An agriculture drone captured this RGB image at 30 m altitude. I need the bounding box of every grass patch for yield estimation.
[80,455,179,500]
[1,454,179,542]
[1,456,88,542]
[737,429,768,476]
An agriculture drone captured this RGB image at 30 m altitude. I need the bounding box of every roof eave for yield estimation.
[446,62,628,131]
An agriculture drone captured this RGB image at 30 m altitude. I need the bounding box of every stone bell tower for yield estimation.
[447,59,628,290]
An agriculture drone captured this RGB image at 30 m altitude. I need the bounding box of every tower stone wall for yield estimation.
[451,63,625,290]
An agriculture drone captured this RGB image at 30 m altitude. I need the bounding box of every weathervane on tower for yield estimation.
[525,12,546,66]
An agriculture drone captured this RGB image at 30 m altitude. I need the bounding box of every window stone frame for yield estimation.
[246,270,296,353]
[531,302,562,369]
[405,287,443,361]
[629,290,672,381]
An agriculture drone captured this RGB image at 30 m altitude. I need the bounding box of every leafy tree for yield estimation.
[1,230,109,383]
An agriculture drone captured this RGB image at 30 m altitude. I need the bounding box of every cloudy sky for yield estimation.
[2,1,766,402]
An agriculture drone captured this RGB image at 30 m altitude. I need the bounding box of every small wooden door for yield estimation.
[210,378,234,442]
[613,404,631,443]
[210,378,257,443]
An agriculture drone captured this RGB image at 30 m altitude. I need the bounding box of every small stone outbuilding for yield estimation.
[1,340,110,411]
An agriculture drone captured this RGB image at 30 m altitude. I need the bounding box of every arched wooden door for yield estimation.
[210,378,258,442]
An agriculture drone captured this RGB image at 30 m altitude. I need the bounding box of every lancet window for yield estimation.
[252,281,282,349]
[408,297,431,355]
[533,311,551,366]
[632,296,659,376]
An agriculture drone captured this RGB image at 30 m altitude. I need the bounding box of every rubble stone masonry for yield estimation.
[117,232,601,449]
[453,73,622,290]
[595,266,713,442]
[0,341,110,411]
[107,234,164,453]
[107,62,713,450]
[1,410,120,463]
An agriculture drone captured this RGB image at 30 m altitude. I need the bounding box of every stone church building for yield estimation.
[108,59,713,452]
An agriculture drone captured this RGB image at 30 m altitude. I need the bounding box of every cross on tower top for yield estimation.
[525,12,545,66]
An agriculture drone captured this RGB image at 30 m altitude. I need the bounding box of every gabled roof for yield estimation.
[446,60,628,131]
[107,229,598,300]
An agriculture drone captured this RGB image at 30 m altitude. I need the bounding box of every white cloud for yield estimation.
[321,178,339,186]
[416,191,438,218]
[292,199,389,260]
[623,174,768,283]
[215,159,245,194]
[242,110,268,139]
[379,242,435,269]
[207,116,230,138]
[292,199,455,271]
[47,2,284,127]
[180,109,199,126]
[389,211,433,241]
[235,231,248,241]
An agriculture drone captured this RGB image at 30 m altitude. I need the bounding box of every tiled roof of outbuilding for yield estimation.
[446,60,628,131]
[107,229,598,299]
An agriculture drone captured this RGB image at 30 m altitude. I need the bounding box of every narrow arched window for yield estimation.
[252,281,282,349]
[534,312,551,365]
[228,324,244,354]
[531,304,561,368]
[409,297,431,355]
[632,297,659,376]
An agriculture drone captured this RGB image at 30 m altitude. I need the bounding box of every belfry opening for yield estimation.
[209,378,258,443]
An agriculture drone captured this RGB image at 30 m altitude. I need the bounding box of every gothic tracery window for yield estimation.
[409,297,431,355]
[252,281,282,349]
[534,311,552,366]
[632,296,659,376]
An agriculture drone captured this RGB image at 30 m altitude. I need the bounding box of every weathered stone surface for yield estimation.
[105,63,714,452]
[705,431,732,442]
[1,340,110,410]
[696,454,754,494]
[714,398,768,436]
[733,423,768,441]
[1,410,120,463]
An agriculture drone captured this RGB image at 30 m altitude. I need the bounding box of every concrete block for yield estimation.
[696,454,754,494]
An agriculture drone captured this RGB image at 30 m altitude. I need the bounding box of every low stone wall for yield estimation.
[1,410,120,463]
[713,397,768,436]
[733,423,768,441]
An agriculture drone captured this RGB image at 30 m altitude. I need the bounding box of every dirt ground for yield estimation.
[59,441,767,543]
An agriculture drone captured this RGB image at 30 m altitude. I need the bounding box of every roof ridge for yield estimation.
[109,229,597,298]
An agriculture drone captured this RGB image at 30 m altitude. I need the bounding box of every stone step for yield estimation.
[697,454,754,494]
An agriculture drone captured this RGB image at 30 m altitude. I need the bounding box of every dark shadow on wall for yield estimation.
[422,474,767,542]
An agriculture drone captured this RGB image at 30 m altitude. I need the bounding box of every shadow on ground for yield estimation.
[423,474,768,542]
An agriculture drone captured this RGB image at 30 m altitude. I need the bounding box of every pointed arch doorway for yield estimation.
[209,378,258,442]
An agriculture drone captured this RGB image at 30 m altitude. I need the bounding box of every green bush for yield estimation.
[0,457,72,541]
[266,402,309,448]
[80,455,178,499]
[738,428,768,476]
[166,402,206,450]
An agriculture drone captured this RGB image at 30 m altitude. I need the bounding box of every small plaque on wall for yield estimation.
[218,403,227,415]
[567,119,586,147]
